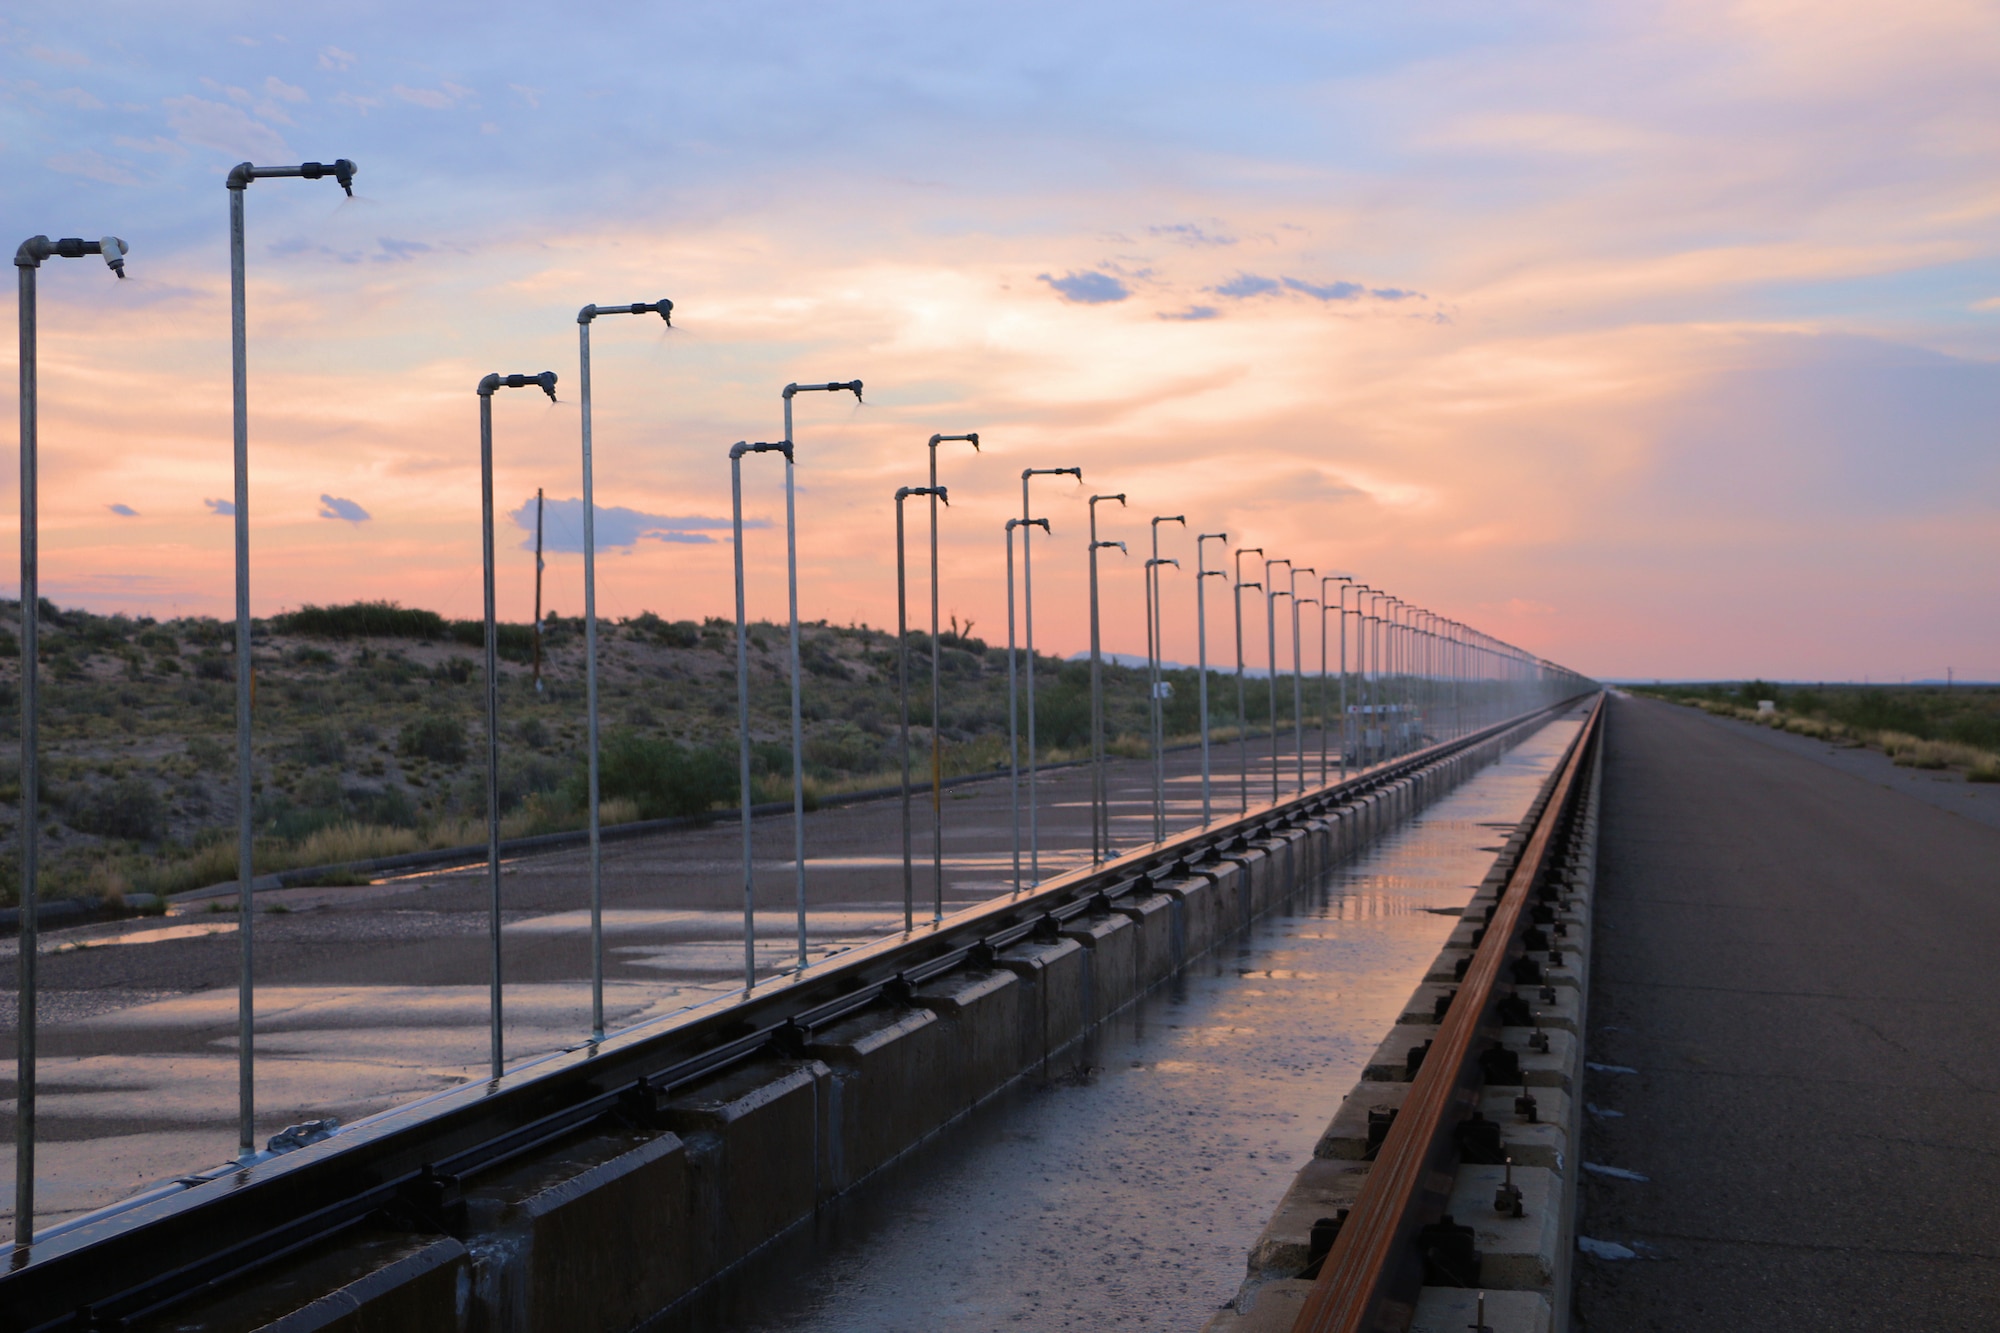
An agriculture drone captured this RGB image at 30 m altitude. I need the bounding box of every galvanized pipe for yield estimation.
[1263,557,1290,803]
[924,435,977,921]
[1147,516,1185,842]
[1019,467,1080,885]
[1003,518,1047,891]
[730,440,786,988]
[1232,548,1262,814]
[477,371,557,1079]
[1196,534,1229,825]
[1289,567,1314,794]
[1086,494,1126,862]
[895,484,946,929]
[575,299,670,1039]
[779,380,862,971]
[221,159,351,1159]
[14,255,36,1245]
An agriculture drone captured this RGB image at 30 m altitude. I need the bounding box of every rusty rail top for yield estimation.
[3,695,1592,1331]
[1291,693,1605,1332]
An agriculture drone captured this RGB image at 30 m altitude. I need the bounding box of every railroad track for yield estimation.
[1287,692,1604,1331]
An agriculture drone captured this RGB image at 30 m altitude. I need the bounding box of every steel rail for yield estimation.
[2,696,1588,1331]
[1291,692,1605,1333]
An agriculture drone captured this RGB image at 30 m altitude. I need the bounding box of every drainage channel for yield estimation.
[656,716,1583,1333]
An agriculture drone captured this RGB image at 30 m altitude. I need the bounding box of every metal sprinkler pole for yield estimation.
[1263,557,1290,803]
[13,230,127,1246]
[1145,551,1182,841]
[924,434,977,921]
[477,371,558,1080]
[1324,575,1352,782]
[1003,518,1046,891]
[1147,516,1184,842]
[1087,494,1126,862]
[1196,534,1229,825]
[1289,567,1314,794]
[576,298,670,1039]
[1021,467,1081,885]
[225,158,351,1160]
[896,485,946,930]
[778,379,861,973]
[728,436,788,984]
[1233,547,1262,814]
[1298,595,1320,790]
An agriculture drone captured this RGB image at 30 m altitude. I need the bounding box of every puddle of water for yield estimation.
[659,719,1578,1333]
[47,922,239,953]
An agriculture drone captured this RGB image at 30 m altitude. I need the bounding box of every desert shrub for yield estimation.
[1034,678,1092,750]
[279,601,448,639]
[804,722,885,775]
[194,653,231,681]
[569,731,734,819]
[448,620,536,662]
[293,724,347,766]
[186,735,230,771]
[801,641,851,680]
[433,657,475,686]
[70,776,166,841]
[400,714,469,764]
[497,752,568,812]
[346,783,417,827]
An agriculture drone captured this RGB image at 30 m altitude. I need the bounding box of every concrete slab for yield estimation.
[1479,1085,1571,1172]
[1411,1286,1552,1333]
[1110,890,1180,990]
[997,934,1087,1071]
[131,1231,468,1333]
[659,1057,828,1273]
[911,966,1022,1109]
[464,1127,692,1332]
[805,1004,947,1190]
[1199,1277,1318,1331]
[1246,1156,1372,1277]
[1314,1079,1409,1158]
[1448,1163,1561,1289]
[1060,910,1139,1024]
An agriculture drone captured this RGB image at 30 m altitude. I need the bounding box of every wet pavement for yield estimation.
[1,730,1385,1230]
[660,718,1579,1332]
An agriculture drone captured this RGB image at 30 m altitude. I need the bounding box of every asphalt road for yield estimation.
[1578,694,2000,1330]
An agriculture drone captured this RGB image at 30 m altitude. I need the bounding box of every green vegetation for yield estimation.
[0,598,1344,907]
[1631,681,2000,781]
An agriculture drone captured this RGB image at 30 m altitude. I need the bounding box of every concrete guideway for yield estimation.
[0,732,1355,1232]
[0,701,1583,1331]
[1577,695,2000,1330]
[1207,698,1603,1332]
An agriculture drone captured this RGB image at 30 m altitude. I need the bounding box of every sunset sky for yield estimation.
[2,1,1995,681]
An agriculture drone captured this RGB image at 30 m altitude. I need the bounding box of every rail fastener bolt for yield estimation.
[1494,1157,1525,1218]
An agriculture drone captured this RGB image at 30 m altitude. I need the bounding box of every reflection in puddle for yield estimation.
[49,921,238,953]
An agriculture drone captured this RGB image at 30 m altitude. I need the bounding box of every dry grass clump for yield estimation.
[1668,697,2000,780]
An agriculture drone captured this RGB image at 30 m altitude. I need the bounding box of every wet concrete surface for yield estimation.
[0,731,1380,1229]
[657,719,1578,1332]
[1579,695,2000,1330]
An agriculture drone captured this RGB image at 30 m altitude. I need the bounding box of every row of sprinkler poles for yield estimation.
[11,155,1572,1247]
